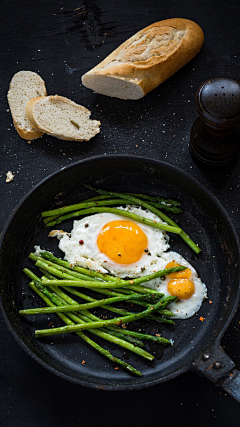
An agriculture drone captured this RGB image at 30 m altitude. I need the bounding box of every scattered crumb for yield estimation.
[27,140,32,144]
[81,360,86,365]
[6,171,15,182]
[199,316,205,322]
[209,300,213,304]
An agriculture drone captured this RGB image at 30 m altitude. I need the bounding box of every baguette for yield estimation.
[26,95,101,141]
[82,18,204,100]
[7,71,47,139]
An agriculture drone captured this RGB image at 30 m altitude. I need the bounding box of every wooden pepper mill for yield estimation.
[190,77,240,167]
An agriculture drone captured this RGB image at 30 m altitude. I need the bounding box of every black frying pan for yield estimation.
[0,155,240,398]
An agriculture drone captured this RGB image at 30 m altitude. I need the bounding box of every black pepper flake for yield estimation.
[141,267,145,272]
[148,252,152,256]
[118,253,121,257]
[85,223,89,228]
[79,240,84,245]
[144,248,149,253]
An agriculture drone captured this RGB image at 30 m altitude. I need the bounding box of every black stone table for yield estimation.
[1,0,240,425]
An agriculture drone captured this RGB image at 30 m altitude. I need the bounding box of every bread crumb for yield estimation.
[6,171,15,182]
[27,140,32,144]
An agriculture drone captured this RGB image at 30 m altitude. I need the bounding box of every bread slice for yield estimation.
[26,95,101,141]
[7,71,47,140]
[82,18,204,100]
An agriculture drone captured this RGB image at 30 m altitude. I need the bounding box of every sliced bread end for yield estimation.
[26,95,101,142]
[7,71,47,140]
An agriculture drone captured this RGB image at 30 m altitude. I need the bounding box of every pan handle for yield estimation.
[192,343,240,402]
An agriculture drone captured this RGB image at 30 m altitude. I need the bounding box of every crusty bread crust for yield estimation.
[82,18,204,99]
[25,96,46,130]
[12,118,43,140]
[26,95,101,141]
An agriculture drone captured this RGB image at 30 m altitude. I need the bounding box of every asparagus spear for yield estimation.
[19,293,157,316]
[44,206,181,234]
[125,193,181,206]
[40,264,186,288]
[85,185,201,254]
[41,198,134,218]
[35,296,176,338]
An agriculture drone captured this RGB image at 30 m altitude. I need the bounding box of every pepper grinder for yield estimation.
[190,77,240,167]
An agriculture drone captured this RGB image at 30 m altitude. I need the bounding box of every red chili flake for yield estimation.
[155,333,161,337]
[199,316,205,322]
[81,360,86,365]
[115,367,119,370]
[209,300,213,304]
[129,280,134,284]
[79,240,84,245]
[48,321,54,327]
[116,320,122,326]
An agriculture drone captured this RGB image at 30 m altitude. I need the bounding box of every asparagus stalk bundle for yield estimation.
[20,251,185,376]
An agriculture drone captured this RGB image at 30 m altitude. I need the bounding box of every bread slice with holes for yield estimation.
[7,71,47,140]
[82,18,204,100]
[26,95,101,141]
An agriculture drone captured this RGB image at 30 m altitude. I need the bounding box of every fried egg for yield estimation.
[143,251,207,319]
[53,206,207,319]
[56,207,170,276]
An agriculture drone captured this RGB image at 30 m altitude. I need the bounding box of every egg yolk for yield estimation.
[97,220,148,264]
[168,278,195,300]
[166,261,192,279]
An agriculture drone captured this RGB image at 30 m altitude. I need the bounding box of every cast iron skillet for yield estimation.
[0,155,240,398]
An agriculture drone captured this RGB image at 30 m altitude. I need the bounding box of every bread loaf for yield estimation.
[7,71,47,139]
[26,95,101,141]
[82,18,204,100]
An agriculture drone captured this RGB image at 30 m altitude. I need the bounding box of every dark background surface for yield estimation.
[1,0,240,425]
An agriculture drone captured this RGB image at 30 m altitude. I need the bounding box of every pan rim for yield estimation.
[1,154,240,390]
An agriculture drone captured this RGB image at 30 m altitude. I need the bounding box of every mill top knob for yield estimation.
[196,77,240,129]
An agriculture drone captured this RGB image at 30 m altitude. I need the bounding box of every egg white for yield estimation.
[142,251,207,319]
[52,206,207,319]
